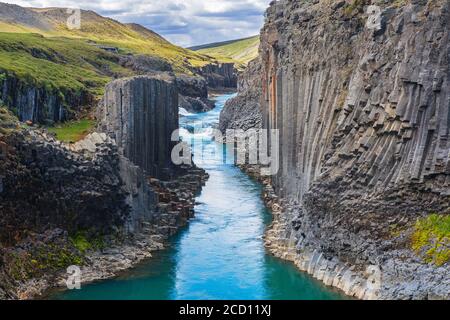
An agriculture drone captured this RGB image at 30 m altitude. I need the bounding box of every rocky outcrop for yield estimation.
[194,63,238,89]
[176,75,215,113]
[0,74,208,299]
[98,75,179,180]
[236,0,449,299]
[0,130,128,246]
[0,74,90,124]
[119,55,173,73]
[219,59,262,132]
[98,74,208,232]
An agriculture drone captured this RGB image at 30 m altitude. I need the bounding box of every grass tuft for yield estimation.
[411,214,450,266]
[47,119,95,143]
[194,36,260,67]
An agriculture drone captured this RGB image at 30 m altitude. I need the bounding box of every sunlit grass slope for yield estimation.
[190,36,260,66]
[0,5,217,73]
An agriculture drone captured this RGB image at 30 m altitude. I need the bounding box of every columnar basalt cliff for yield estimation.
[227,0,450,299]
[98,75,179,180]
[0,75,207,299]
[0,74,90,124]
[195,62,238,89]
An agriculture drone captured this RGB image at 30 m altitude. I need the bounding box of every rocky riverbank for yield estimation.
[241,164,449,300]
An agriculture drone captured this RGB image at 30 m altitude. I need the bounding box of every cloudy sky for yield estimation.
[6,0,271,47]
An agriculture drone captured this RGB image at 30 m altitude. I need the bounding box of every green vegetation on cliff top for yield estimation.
[412,214,450,266]
[0,106,18,136]
[190,36,260,66]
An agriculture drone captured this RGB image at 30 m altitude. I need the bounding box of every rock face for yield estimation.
[237,0,450,299]
[219,59,262,132]
[119,55,173,73]
[98,75,179,180]
[176,75,215,113]
[0,74,208,299]
[194,63,238,89]
[0,74,90,124]
[0,130,129,246]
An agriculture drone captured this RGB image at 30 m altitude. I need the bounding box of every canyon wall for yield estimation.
[0,74,90,124]
[194,62,238,89]
[228,0,449,299]
[0,74,207,299]
[97,74,207,233]
[219,59,262,131]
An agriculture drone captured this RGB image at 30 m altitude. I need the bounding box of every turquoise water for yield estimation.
[50,94,346,300]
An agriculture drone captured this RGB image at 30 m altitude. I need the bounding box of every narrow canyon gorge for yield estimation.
[0,0,448,301]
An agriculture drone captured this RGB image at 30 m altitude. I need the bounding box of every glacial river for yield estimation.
[51,94,345,300]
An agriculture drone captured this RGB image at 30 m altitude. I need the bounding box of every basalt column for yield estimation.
[98,75,179,180]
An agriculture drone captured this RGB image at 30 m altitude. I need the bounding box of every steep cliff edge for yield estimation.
[231,0,450,299]
[98,75,179,180]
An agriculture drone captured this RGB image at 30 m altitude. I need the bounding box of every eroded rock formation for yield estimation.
[0,74,90,124]
[194,62,238,89]
[98,75,179,180]
[176,75,215,113]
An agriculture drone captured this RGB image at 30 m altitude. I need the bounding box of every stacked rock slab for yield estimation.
[248,0,449,299]
[98,75,179,181]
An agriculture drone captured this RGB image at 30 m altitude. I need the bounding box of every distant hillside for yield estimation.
[0,3,216,73]
[190,36,260,66]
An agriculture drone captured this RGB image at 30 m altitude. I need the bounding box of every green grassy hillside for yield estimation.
[0,32,131,97]
[0,6,216,73]
[190,36,260,66]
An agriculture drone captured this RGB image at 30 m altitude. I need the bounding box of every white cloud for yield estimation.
[5,0,271,46]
